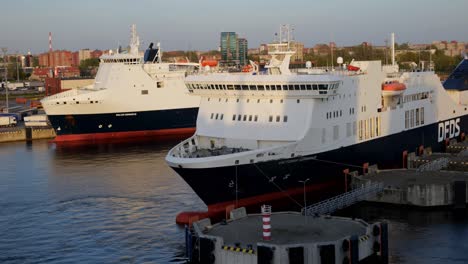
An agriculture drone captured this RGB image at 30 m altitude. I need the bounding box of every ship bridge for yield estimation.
[185,74,342,98]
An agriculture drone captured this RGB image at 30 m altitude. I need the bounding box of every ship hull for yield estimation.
[48,107,199,142]
[172,116,468,207]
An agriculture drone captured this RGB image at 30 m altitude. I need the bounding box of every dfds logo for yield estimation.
[438,118,460,142]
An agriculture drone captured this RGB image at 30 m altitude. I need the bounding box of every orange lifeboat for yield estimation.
[242,64,253,72]
[201,60,218,67]
[382,81,406,96]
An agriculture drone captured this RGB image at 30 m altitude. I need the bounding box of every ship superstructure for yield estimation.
[166,32,468,210]
[42,25,200,142]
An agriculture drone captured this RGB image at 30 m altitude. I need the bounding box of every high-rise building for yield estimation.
[220,32,238,65]
[238,38,248,66]
[220,32,249,66]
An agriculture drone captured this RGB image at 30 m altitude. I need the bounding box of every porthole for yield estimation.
[98,124,103,128]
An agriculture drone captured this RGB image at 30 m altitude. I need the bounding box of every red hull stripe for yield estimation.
[52,127,195,142]
[176,181,338,225]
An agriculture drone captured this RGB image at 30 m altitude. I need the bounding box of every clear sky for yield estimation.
[0,0,467,54]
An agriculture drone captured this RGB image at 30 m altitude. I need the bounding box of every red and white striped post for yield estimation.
[261,205,272,241]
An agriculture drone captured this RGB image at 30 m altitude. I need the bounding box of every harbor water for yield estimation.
[1,140,468,264]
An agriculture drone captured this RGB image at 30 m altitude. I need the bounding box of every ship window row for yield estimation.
[186,82,339,91]
[232,114,259,122]
[101,58,140,64]
[349,108,355,115]
[269,115,288,122]
[326,110,343,119]
[358,116,382,141]
[405,107,425,129]
[210,113,224,120]
[403,92,429,103]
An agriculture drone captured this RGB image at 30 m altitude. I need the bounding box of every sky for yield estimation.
[0,0,467,54]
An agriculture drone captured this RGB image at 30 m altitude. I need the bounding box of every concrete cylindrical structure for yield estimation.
[261,205,272,241]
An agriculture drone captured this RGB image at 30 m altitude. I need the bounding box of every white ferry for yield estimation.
[41,25,200,142]
[166,33,468,212]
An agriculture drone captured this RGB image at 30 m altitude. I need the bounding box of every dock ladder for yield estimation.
[302,181,384,216]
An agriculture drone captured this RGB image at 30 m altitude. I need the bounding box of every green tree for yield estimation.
[79,58,100,76]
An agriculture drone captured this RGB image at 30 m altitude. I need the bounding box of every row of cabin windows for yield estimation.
[404,107,425,129]
[101,58,140,64]
[208,98,300,104]
[349,108,355,115]
[404,92,429,103]
[358,117,382,141]
[210,113,224,120]
[326,110,343,119]
[187,83,339,91]
[228,114,288,123]
[361,105,367,112]
[232,114,258,122]
[320,117,382,144]
[269,115,288,123]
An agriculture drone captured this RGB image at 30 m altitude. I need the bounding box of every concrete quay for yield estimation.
[0,126,55,143]
[352,169,468,207]
[189,208,388,264]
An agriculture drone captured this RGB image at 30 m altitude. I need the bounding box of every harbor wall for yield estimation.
[0,127,55,143]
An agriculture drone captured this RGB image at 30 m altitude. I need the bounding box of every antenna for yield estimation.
[129,24,140,55]
[391,32,395,66]
[49,32,53,52]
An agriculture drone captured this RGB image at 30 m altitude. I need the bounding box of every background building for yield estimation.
[238,38,248,66]
[220,32,248,66]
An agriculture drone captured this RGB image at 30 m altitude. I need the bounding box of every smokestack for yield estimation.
[49,32,53,52]
[391,32,395,66]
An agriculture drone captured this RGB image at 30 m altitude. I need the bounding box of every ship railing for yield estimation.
[302,181,384,216]
[42,88,95,101]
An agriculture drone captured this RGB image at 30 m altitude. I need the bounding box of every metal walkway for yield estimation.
[302,181,384,216]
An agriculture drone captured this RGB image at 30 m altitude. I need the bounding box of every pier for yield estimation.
[188,207,388,264]
[0,126,55,143]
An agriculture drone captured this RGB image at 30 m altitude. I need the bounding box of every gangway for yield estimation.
[302,181,384,216]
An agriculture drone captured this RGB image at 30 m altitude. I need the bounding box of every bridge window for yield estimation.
[249,85,256,90]
[254,115,258,122]
[258,85,265,90]
[269,116,273,122]
[232,114,236,121]
[306,84,312,90]
[276,115,280,122]
[235,85,241,90]
[300,84,306,90]
[313,84,318,90]
[276,85,281,90]
[265,85,271,90]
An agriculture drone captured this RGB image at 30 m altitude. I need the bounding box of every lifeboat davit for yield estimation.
[382,81,406,96]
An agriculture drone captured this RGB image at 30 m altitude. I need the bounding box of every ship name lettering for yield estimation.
[116,113,137,117]
[438,118,460,142]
